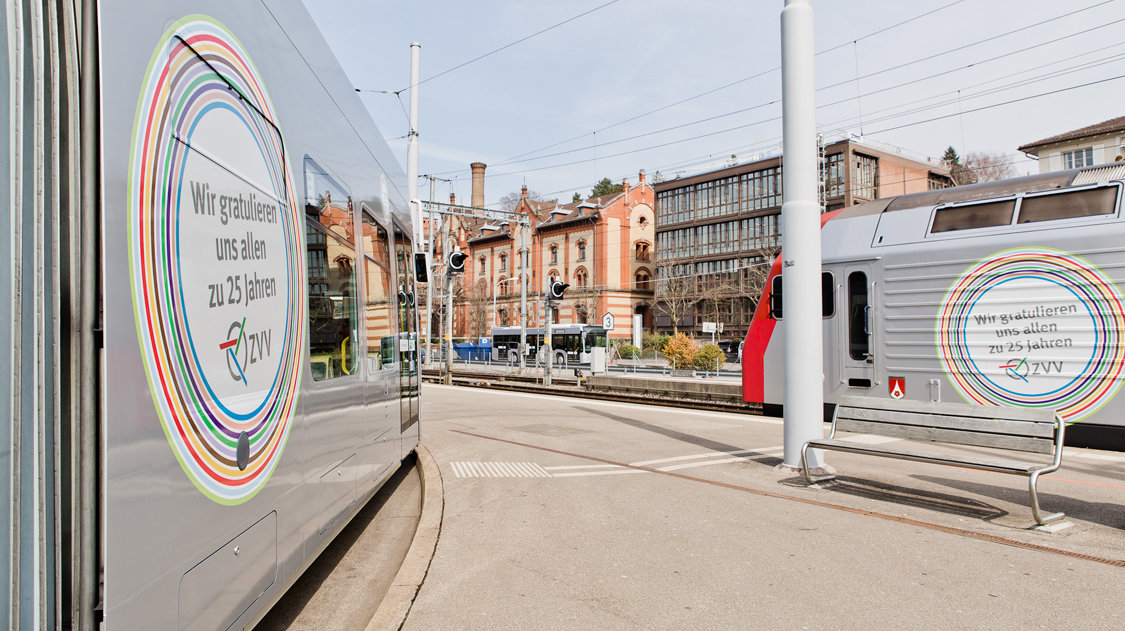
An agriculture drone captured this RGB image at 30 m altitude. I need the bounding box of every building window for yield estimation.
[577,240,587,261]
[928,173,953,190]
[478,255,486,275]
[635,270,651,292]
[825,153,844,198]
[576,268,588,288]
[1063,147,1094,170]
[853,153,878,200]
[635,241,650,261]
[499,253,508,271]
[550,244,558,265]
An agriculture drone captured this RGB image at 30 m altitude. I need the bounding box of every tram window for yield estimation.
[305,158,357,380]
[1017,187,1118,224]
[847,272,869,361]
[361,210,394,371]
[768,272,835,319]
[930,200,1014,233]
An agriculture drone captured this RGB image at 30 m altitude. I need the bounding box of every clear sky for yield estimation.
[305,0,1123,207]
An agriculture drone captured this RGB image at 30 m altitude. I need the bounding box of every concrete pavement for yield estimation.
[402,384,1124,630]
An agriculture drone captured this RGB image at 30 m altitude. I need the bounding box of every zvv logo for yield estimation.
[219,318,249,385]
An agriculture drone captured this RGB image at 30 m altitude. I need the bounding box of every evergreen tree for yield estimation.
[941,146,961,167]
[572,192,582,203]
[590,177,622,198]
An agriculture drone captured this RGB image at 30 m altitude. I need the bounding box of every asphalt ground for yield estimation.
[401,384,1124,630]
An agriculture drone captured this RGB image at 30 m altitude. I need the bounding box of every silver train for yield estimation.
[743,163,1125,450]
[4,1,421,628]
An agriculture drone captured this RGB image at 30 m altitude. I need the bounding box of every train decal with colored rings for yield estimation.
[128,16,304,504]
[937,247,1125,423]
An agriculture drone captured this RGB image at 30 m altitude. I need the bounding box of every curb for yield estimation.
[364,443,443,631]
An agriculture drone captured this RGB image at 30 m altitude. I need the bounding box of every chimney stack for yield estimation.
[521,184,528,199]
[450,192,456,205]
[638,169,646,185]
[622,178,630,194]
[470,162,486,209]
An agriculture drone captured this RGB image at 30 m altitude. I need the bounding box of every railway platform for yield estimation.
[272,383,1125,630]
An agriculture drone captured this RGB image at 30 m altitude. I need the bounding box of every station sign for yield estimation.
[602,312,614,330]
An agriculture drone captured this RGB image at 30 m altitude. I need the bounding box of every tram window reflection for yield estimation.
[305,158,358,380]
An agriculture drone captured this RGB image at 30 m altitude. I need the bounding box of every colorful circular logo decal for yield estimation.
[937,247,1125,422]
[128,16,303,504]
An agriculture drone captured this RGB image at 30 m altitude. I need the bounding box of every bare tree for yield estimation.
[942,146,1017,186]
[570,286,601,325]
[655,262,697,334]
[498,188,546,211]
[963,151,1017,183]
[463,278,492,340]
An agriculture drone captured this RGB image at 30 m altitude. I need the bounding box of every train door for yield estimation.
[359,209,398,481]
[841,265,875,390]
[302,164,365,536]
[393,224,420,453]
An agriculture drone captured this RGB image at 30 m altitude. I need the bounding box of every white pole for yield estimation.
[780,0,825,469]
[406,43,422,244]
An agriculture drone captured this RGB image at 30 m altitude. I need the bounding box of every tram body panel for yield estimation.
[98,1,416,628]
[745,169,1125,446]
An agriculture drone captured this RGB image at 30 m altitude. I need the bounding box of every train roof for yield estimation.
[836,163,1125,221]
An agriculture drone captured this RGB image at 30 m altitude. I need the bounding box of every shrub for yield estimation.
[643,332,670,352]
[617,344,641,359]
[662,333,698,369]
[694,343,725,371]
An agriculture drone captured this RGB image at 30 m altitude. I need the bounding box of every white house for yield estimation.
[1019,115,1125,173]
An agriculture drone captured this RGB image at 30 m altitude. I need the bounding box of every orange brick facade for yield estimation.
[428,171,655,341]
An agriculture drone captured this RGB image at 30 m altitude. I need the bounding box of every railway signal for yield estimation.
[447,250,467,274]
[547,280,569,302]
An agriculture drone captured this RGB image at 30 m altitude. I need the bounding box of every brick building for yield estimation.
[429,167,655,342]
[653,137,952,342]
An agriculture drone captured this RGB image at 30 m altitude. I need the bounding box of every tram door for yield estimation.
[360,210,398,478]
[393,225,420,452]
[842,266,875,390]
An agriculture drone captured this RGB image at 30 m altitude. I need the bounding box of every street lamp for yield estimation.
[493,276,521,326]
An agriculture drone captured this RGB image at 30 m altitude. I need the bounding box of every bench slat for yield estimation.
[806,438,1046,473]
[835,419,1056,454]
[836,395,1056,423]
[836,406,1056,439]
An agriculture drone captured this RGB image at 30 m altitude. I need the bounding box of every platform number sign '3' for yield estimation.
[889,377,906,400]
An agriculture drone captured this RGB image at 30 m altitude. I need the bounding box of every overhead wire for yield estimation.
[487,0,973,171]
[444,0,1119,188]
[397,0,622,92]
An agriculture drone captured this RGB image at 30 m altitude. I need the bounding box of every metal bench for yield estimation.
[802,395,1065,526]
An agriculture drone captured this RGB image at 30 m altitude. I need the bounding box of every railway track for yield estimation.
[421,369,765,415]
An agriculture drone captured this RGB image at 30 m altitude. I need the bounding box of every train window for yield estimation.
[1017,187,1118,224]
[847,272,869,361]
[930,200,1014,233]
[768,272,834,319]
[305,159,357,380]
[821,272,835,318]
[361,210,395,371]
[769,276,783,319]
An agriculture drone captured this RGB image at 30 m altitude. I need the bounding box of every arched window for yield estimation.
[576,240,587,261]
[499,253,508,272]
[550,244,559,265]
[576,268,588,288]
[635,269,652,292]
[635,241,651,261]
[478,255,486,275]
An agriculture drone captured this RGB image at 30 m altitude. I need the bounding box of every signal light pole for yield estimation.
[543,281,569,387]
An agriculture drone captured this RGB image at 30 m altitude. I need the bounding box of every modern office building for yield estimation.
[652,137,953,341]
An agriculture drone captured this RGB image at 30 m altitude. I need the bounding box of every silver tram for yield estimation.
[743,163,1125,450]
[3,1,421,628]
